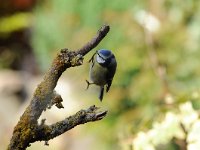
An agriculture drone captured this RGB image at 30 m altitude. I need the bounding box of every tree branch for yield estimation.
[34,105,107,142]
[78,24,110,56]
[7,25,110,150]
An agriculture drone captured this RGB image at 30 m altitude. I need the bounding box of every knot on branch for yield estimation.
[48,91,64,109]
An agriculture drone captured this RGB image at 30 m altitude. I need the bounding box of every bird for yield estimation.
[86,49,117,101]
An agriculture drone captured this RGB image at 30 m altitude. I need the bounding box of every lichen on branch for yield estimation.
[7,25,110,150]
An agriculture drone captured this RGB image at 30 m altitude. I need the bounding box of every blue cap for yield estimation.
[98,49,112,57]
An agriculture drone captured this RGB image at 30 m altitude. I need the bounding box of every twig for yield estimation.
[78,24,110,56]
[7,25,110,150]
[35,105,107,142]
[173,123,188,150]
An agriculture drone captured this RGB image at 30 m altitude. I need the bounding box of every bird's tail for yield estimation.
[99,87,104,101]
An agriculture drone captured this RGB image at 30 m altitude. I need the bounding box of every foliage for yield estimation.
[0,13,31,34]
[30,0,200,149]
[129,101,200,150]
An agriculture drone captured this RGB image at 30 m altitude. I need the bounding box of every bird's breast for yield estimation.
[90,63,108,86]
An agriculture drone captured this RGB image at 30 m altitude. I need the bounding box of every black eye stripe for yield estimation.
[97,53,106,60]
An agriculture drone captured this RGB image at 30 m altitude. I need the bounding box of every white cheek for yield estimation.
[97,55,105,63]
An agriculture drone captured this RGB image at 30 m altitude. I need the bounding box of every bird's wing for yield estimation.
[106,56,117,92]
[106,79,112,92]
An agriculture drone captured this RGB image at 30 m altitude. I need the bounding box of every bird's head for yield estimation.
[96,49,114,65]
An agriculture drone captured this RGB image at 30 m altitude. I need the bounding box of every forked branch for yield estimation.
[8,25,110,150]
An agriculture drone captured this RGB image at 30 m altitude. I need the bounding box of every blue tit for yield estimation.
[86,49,117,101]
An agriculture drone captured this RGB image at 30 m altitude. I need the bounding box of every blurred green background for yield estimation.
[1,0,200,150]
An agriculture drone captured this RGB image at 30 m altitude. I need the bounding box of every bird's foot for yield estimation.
[85,80,91,90]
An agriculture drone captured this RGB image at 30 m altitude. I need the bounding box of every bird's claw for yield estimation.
[86,80,90,90]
